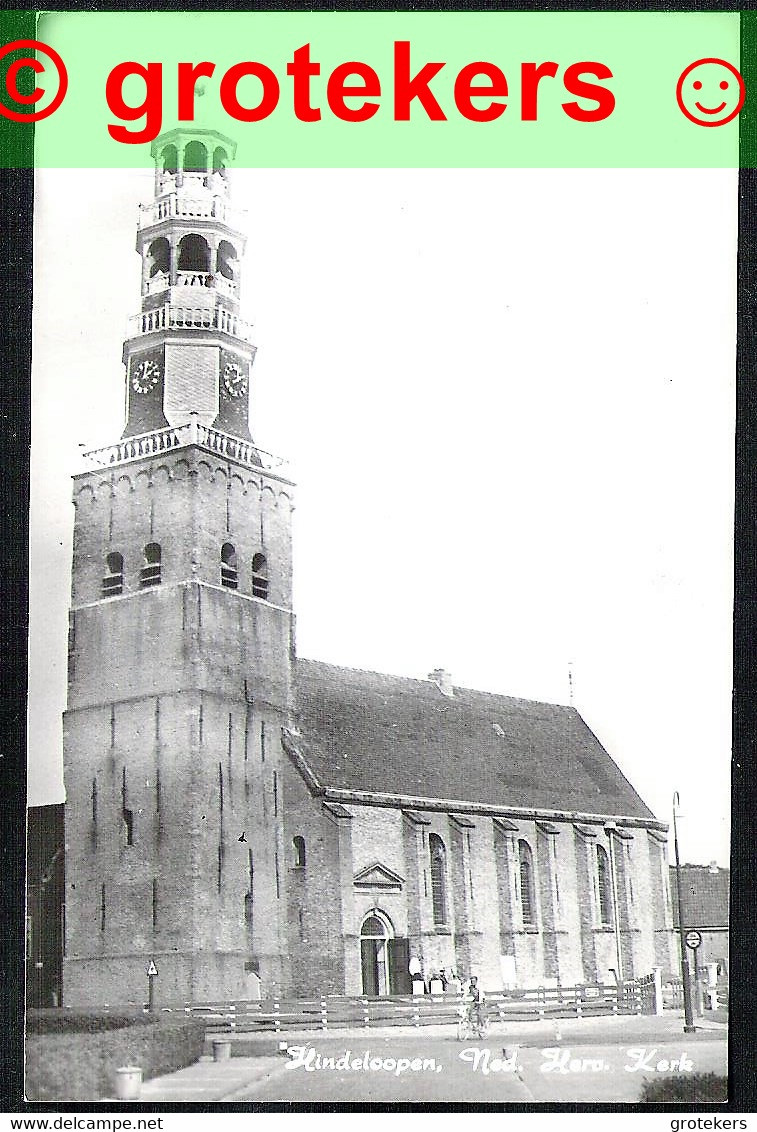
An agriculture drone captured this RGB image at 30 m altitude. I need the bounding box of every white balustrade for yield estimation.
[83,425,183,467]
[174,198,215,220]
[214,275,238,299]
[170,306,215,330]
[82,422,287,473]
[145,272,169,296]
[127,303,251,341]
[139,192,246,231]
[127,306,168,336]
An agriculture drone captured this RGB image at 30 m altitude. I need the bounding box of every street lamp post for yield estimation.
[672,792,696,1033]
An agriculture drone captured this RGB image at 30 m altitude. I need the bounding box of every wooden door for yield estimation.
[388,936,412,994]
[361,938,379,996]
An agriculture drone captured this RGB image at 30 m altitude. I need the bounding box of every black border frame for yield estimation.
[2,1,753,1113]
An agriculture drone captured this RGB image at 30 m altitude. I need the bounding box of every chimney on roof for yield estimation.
[428,668,454,697]
[708,860,719,874]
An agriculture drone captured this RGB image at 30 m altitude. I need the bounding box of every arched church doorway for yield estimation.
[360,912,391,997]
[359,912,412,997]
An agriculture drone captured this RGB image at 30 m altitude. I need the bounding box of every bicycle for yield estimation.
[457,1001,490,1041]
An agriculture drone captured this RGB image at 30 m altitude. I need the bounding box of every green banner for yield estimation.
[0,10,746,167]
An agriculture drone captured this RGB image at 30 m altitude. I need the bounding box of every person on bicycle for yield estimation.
[466,975,487,1031]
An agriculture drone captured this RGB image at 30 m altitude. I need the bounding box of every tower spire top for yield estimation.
[120,126,255,446]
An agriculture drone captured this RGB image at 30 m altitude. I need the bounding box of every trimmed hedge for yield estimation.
[26,1014,207,1102]
[640,1073,728,1103]
[28,1010,153,1035]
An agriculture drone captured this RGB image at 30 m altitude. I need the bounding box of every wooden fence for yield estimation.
[664,976,728,1012]
[146,978,658,1033]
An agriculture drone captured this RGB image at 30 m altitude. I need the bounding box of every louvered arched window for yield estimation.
[252,553,269,599]
[140,543,161,587]
[221,543,238,589]
[429,833,447,926]
[518,839,536,927]
[102,551,124,597]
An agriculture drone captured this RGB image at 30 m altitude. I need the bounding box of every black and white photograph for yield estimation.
[25,108,734,1105]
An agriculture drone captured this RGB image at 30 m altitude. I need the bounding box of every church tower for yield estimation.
[63,130,295,1004]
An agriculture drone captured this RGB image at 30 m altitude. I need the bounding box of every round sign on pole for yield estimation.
[685,929,702,950]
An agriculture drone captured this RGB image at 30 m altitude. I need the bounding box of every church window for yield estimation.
[100,884,106,932]
[102,551,124,597]
[123,809,134,846]
[140,543,162,587]
[429,833,447,926]
[183,140,208,175]
[293,836,306,868]
[221,542,238,589]
[596,844,613,926]
[252,553,269,599]
[213,146,228,175]
[177,233,211,276]
[518,839,536,927]
[91,778,97,825]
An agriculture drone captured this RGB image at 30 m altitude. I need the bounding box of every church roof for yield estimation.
[290,660,658,823]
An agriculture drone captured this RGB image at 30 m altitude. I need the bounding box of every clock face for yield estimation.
[131,358,161,394]
[222,361,248,399]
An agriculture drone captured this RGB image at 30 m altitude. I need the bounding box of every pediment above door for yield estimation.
[353,862,404,891]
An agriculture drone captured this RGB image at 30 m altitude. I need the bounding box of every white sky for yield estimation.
[29,166,735,869]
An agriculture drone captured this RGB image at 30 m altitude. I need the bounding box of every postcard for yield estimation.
[15,7,739,1114]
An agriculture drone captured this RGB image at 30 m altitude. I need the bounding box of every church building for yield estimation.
[62,128,677,1006]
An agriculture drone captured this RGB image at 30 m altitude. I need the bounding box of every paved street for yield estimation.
[224,1018,727,1104]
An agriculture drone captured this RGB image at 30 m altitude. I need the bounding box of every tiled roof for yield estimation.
[670,865,730,928]
[292,660,657,822]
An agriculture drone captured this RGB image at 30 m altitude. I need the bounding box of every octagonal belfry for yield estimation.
[122,128,255,441]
